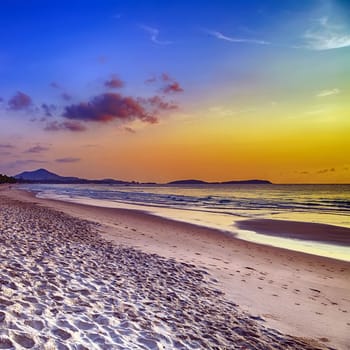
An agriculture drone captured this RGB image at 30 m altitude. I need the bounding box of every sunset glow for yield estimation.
[1,0,349,183]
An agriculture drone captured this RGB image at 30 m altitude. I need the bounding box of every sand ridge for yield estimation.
[0,192,336,349]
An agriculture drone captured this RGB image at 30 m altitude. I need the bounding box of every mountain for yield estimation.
[15,168,82,183]
[14,168,128,184]
[168,179,208,185]
[14,169,272,185]
[168,179,272,185]
[220,179,272,185]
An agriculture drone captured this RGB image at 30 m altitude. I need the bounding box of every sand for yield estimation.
[1,185,349,349]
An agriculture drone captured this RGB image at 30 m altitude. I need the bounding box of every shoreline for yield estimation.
[26,185,350,263]
[10,184,350,263]
[1,185,350,349]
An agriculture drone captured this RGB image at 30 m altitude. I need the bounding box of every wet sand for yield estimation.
[1,185,350,349]
[236,219,350,245]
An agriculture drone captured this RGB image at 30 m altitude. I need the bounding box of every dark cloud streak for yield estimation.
[0,144,15,149]
[45,121,87,132]
[317,168,335,174]
[41,103,57,117]
[24,146,49,153]
[62,93,161,124]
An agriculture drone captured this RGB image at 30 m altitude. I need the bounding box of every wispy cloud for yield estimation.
[41,103,57,117]
[304,17,350,50]
[55,157,80,163]
[61,92,72,101]
[140,25,172,45]
[5,159,48,170]
[204,29,270,45]
[24,145,49,153]
[44,121,87,132]
[0,151,11,156]
[124,127,136,134]
[0,144,14,149]
[316,88,340,97]
[317,167,335,174]
[305,108,326,115]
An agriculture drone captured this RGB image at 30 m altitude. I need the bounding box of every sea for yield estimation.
[20,183,350,262]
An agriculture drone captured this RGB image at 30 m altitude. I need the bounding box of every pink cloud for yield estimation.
[147,96,178,110]
[8,91,32,110]
[146,73,184,94]
[162,81,184,94]
[105,76,125,89]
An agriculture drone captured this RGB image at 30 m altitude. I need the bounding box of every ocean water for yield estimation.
[21,183,350,261]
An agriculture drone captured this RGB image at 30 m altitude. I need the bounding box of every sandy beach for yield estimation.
[1,185,349,349]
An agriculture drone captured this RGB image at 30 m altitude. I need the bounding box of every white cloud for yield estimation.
[305,108,326,115]
[140,25,172,45]
[204,29,270,45]
[316,88,340,97]
[209,106,236,117]
[304,17,350,50]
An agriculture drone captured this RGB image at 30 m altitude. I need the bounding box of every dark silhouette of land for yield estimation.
[0,173,16,184]
[168,179,272,185]
[14,168,273,185]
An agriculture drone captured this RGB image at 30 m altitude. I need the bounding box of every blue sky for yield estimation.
[0,0,349,182]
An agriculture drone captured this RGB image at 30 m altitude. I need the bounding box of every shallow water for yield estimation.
[21,183,350,261]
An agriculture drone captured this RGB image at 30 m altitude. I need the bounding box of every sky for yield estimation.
[0,0,349,184]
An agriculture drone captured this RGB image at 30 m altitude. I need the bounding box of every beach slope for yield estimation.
[1,186,349,349]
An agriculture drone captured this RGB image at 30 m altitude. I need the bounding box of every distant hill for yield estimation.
[15,168,82,183]
[167,179,272,185]
[14,169,272,185]
[220,179,272,185]
[14,168,128,184]
[168,179,208,185]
